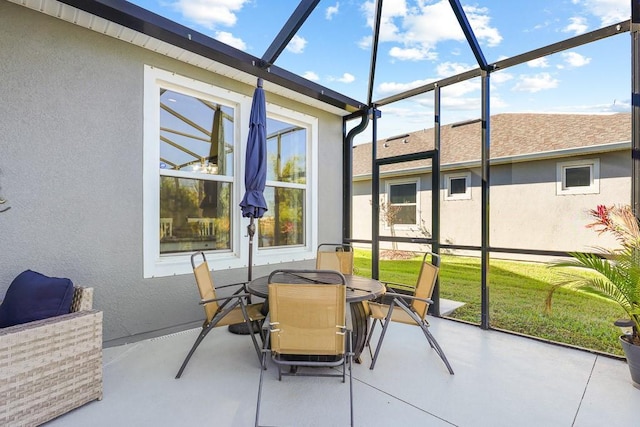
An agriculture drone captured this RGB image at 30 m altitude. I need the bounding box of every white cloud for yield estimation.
[358,35,372,49]
[527,57,550,68]
[562,51,592,67]
[440,79,479,98]
[389,46,436,61]
[326,3,339,20]
[171,0,249,29]
[440,96,481,110]
[360,1,500,61]
[361,0,407,44]
[490,72,514,84]
[329,73,356,84]
[436,62,475,77]
[377,78,433,96]
[302,71,319,81]
[214,31,246,50]
[286,35,307,54]
[512,73,559,93]
[400,1,465,55]
[579,0,628,26]
[376,63,479,99]
[564,16,588,35]
[464,5,502,47]
[489,95,508,109]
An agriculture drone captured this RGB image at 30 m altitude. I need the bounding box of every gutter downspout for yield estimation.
[343,111,370,241]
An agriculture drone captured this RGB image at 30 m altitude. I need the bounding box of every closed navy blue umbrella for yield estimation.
[230,78,268,336]
[240,78,268,281]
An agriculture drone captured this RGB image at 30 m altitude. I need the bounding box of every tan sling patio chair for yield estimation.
[316,242,354,274]
[366,252,454,375]
[175,251,265,379]
[255,269,354,427]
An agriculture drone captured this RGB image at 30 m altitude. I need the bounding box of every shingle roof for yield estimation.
[352,113,631,177]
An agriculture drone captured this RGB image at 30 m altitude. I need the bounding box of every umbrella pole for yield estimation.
[247,216,255,282]
[229,216,257,336]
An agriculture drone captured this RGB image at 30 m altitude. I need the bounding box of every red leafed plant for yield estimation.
[547,205,640,345]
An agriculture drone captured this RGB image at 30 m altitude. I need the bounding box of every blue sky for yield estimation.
[128,0,632,140]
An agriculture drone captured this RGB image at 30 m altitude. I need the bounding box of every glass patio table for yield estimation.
[247,272,386,362]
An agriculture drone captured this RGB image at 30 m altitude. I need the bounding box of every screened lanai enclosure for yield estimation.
[341,0,639,356]
[24,0,639,355]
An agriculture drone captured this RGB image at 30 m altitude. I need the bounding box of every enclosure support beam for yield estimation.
[632,0,640,216]
[371,108,381,280]
[480,71,491,330]
[448,0,488,70]
[260,0,320,66]
[431,85,442,316]
[367,0,384,106]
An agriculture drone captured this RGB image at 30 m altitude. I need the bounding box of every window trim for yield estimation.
[384,178,419,229]
[143,66,318,278]
[556,158,600,195]
[255,104,318,265]
[444,172,471,200]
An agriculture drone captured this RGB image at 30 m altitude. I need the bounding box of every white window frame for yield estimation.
[143,66,318,278]
[384,178,420,229]
[255,105,318,266]
[556,159,600,195]
[444,172,471,200]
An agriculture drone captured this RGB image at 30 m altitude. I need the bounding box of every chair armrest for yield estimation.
[385,291,433,305]
[382,281,415,293]
[71,286,94,312]
[200,293,253,305]
[215,281,249,290]
[0,309,102,336]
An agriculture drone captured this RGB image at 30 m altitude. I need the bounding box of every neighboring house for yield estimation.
[0,1,353,343]
[352,113,631,259]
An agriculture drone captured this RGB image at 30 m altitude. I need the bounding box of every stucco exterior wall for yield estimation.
[0,2,343,343]
[352,151,630,257]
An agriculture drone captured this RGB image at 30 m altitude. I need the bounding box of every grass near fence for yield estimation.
[353,249,625,356]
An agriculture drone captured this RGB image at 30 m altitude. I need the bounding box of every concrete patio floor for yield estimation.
[46,317,639,427]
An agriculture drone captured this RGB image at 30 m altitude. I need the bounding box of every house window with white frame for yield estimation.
[259,118,308,248]
[143,66,318,278]
[157,88,235,255]
[445,172,471,200]
[556,159,600,195]
[386,180,418,226]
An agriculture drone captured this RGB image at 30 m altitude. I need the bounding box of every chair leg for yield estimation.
[365,318,380,361]
[420,324,454,375]
[348,330,354,427]
[239,303,264,365]
[369,317,393,370]
[175,324,214,379]
[370,303,396,370]
[365,318,378,348]
[255,350,268,427]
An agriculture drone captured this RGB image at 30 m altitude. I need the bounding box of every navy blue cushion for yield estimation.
[0,270,74,328]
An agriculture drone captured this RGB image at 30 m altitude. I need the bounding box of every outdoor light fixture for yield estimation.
[614,318,635,336]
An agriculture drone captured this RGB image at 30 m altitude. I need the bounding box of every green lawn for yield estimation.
[353,249,625,356]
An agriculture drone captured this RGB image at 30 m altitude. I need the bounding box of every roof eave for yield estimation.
[352,141,631,181]
[25,0,366,114]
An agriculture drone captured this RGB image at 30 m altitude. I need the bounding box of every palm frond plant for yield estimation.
[546,205,640,346]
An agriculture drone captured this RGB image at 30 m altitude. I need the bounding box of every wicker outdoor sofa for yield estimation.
[0,286,103,426]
